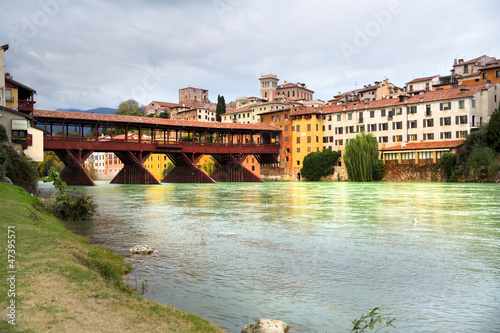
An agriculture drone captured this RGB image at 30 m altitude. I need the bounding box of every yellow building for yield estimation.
[291,106,323,180]
[144,154,171,180]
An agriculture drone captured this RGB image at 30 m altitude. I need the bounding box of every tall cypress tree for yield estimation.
[216,95,226,122]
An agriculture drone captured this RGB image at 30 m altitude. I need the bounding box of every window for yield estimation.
[370,111,375,118]
[440,117,452,126]
[5,89,13,101]
[456,130,467,138]
[379,123,388,131]
[472,99,476,108]
[307,124,311,131]
[440,132,452,139]
[393,135,403,142]
[378,136,388,143]
[296,125,300,132]
[337,114,341,121]
[407,106,417,114]
[284,125,288,132]
[458,100,465,109]
[307,136,311,143]
[296,137,300,144]
[297,147,300,153]
[381,109,386,117]
[369,124,377,132]
[440,102,451,111]
[482,72,487,80]
[408,120,417,129]
[408,134,418,141]
[348,113,353,120]
[423,133,434,140]
[426,104,432,116]
[297,160,300,166]
[423,118,434,127]
[456,115,468,125]
[393,121,403,130]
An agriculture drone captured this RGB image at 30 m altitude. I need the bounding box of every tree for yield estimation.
[115,99,143,117]
[465,146,498,180]
[440,152,457,182]
[216,95,226,122]
[343,132,380,182]
[487,109,500,153]
[37,151,65,177]
[300,148,339,180]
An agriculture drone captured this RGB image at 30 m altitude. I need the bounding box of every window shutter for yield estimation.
[440,103,443,111]
[440,118,443,126]
[440,132,443,139]
[423,120,426,128]
[455,116,459,125]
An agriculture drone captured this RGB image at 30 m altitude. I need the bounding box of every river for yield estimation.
[39,181,500,332]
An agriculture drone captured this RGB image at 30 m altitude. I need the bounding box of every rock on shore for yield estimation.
[128,245,155,254]
[242,319,290,333]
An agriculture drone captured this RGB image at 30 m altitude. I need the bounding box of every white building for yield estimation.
[321,83,499,165]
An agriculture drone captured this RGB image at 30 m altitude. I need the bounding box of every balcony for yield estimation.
[18,100,36,114]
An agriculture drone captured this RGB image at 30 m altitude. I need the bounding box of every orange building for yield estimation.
[259,107,293,172]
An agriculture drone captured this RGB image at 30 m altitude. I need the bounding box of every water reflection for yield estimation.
[38,181,500,333]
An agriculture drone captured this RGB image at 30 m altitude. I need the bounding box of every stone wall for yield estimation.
[382,163,445,182]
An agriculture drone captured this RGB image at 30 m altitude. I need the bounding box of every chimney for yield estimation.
[454,59,458,66]
[459,59,464,64]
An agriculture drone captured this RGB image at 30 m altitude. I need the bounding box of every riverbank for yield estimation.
[0,182,225,332]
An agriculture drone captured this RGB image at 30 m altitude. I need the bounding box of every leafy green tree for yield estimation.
[216,95,226,122]
[115,99,143,117]
[162,162,175,177]
[343,132,380,182]
[465,146,498,180]
[487,109,500,153]
[156,110,169,119]
[37,151,65,177]
[300,148,339,180]
[440,152,457,182]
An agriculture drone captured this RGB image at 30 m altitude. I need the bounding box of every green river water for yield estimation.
[39,181,500,332]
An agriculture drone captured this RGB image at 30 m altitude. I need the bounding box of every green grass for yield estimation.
[0,182,225,332]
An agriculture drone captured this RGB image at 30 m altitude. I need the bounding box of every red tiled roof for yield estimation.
[453,56,485,67]
[406,75,439,84]
[152,101,181,108]
[323,84,493,114]
[480,59,500,71]
[380,140,465,151]
[292,106,321,116]
[33,109,281,132]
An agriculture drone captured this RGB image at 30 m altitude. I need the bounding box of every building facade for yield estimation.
[179,87,210,109]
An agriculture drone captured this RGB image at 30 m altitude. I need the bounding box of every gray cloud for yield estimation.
[1,0,499,110]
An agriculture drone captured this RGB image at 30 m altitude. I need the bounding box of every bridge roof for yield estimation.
[34,110,282,132]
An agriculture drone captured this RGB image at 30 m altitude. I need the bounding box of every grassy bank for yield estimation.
[0,182,225,332]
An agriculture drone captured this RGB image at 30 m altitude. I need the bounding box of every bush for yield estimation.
[440,152,457,182]
[0,145,38,193]
[0,124,8,142]
[465,146,498,180]
[43,170,98,220]
[487,109,500,153]
[300,148,339,180]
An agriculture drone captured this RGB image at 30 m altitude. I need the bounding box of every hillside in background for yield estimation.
[56,107,116,115]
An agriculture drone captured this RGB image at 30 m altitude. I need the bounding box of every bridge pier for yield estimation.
[111,151,161,185]
[54,149,96,186]
[162,153,215,183]
[211,154,264,182]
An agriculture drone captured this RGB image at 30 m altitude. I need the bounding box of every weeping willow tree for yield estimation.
[343,132,381,182]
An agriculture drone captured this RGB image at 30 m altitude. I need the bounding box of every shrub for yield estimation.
[440,152,457,182]
[465,146,498,180]
[43,170,98,220]
[300,148,339,180]
[0,124,8,142]
[0,145,38,193]
[487,109,500,153]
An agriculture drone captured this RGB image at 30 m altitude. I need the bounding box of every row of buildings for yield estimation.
[1,42,499,181]
[73,55,500,181]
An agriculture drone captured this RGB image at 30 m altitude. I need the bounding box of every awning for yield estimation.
[12,119,29,130]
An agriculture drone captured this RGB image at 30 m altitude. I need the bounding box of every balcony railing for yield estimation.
[18,100,36,113]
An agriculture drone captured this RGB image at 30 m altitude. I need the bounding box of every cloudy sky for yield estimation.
[1,0,499,110]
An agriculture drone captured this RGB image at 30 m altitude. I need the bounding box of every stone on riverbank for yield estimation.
[242,319,290,333]
[128,245,155,254]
